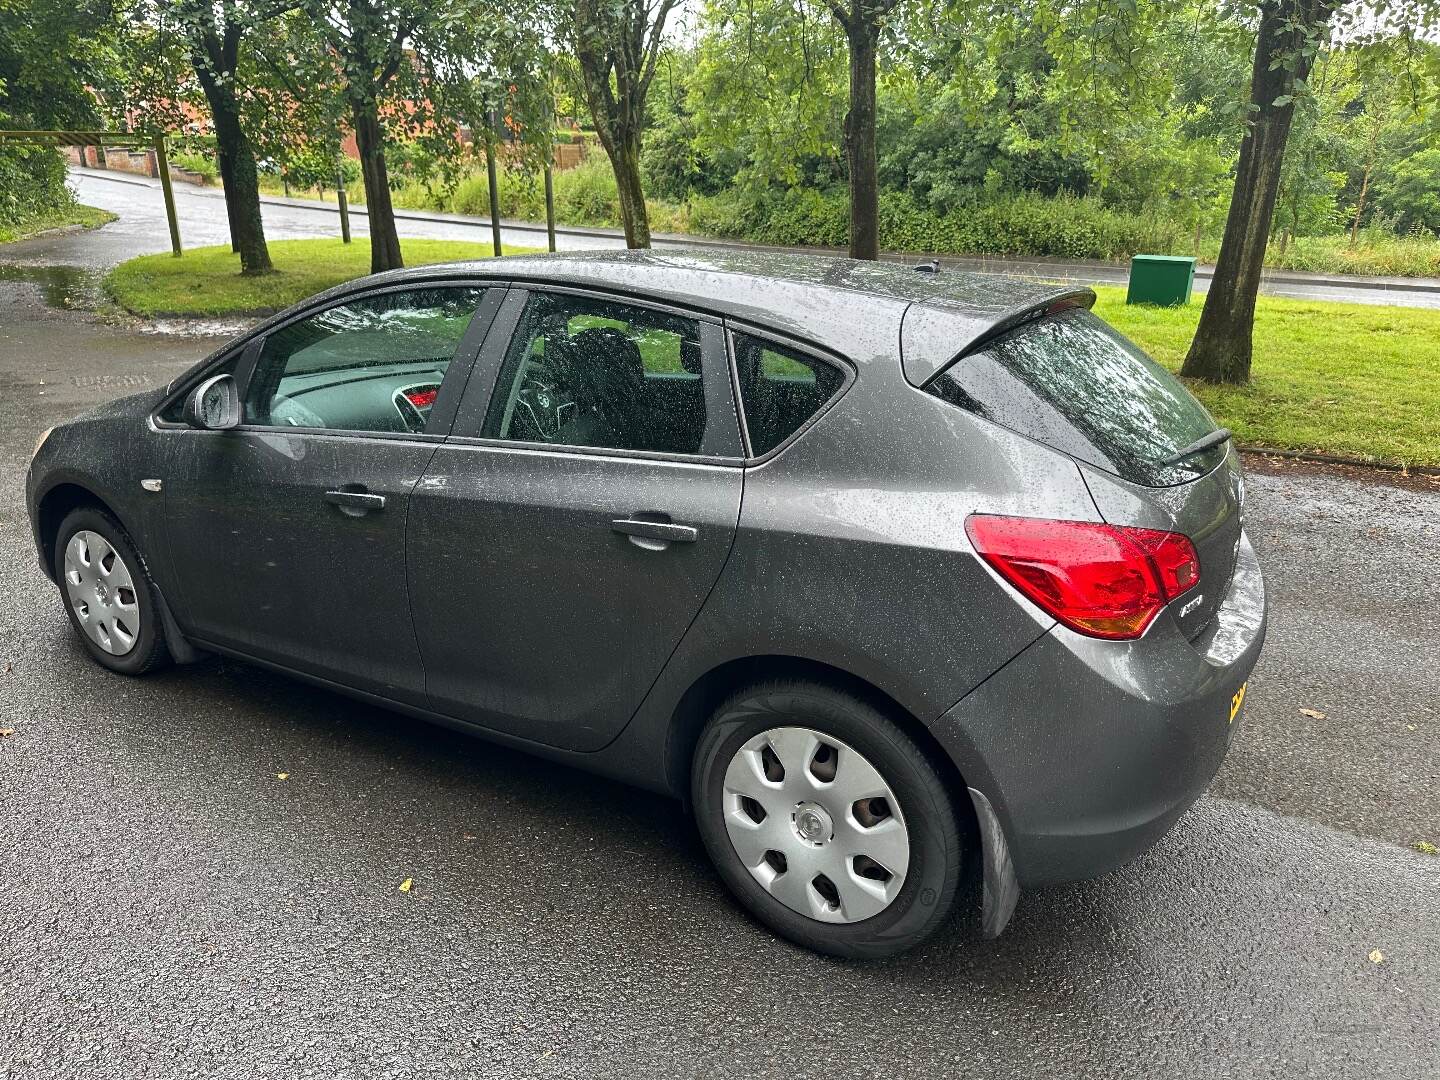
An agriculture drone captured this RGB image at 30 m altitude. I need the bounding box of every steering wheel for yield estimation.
[266,394,326,429]
[511,359,574,441]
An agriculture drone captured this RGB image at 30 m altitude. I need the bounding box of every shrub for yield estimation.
[171,150,219,183]
[0,143,74,230]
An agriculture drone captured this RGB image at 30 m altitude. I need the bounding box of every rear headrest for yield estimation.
[679,338,703,375]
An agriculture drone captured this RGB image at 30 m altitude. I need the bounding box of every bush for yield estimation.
[684,186,1187,261]
[280,148,360,191]
[171,150,219,183]
[0,143,74,231]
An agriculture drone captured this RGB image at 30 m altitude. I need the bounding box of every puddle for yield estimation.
[141,316,256,338]
[0,262,104,309]
[0,261,246,339]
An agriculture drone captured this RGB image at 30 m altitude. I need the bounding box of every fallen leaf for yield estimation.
[1299,707,1327,720]
[398,878,413,893]
[276,772,289,781]
[1416,841,1438,856]
[0,728,13,737]
[2,661,12,674]
[1368,949,1385,964]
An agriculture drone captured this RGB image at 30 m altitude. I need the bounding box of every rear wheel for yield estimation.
[54,507,171,676]
[692,680,963,958]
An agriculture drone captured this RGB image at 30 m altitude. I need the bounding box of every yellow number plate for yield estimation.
[1229,681,1248,725]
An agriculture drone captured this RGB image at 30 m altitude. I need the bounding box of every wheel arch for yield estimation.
[34,482,123,580]
[665,654,975,832]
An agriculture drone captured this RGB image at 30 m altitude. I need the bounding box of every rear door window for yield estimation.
[732,334,845,456]
[925,308,1222,486]
[482,291,711,455]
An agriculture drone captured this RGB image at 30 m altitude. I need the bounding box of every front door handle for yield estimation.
[325,488,386,515]
[611,518,698,544]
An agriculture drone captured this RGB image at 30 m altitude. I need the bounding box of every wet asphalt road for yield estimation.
[2,213,1440,1077]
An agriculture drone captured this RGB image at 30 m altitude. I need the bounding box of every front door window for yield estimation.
[244,286,488,434]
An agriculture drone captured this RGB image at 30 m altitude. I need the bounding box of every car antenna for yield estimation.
[913,259,941,274]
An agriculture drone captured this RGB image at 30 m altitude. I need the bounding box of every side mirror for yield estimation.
[183,373,241,430]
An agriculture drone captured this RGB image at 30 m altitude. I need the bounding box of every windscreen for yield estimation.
[926,308,1224,486]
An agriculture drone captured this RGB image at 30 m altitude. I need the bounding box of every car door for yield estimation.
[159,283,503,704]
[407,287,745,751]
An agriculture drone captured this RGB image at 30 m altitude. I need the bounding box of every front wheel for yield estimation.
[692,680,964,959]
[54,506,171,676]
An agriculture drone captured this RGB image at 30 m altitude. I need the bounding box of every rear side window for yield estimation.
[926,309,1221,486]
[482,291,710,455]
[733,334,844,456]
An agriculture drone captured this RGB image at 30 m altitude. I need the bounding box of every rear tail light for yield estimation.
[965,514,1200,640]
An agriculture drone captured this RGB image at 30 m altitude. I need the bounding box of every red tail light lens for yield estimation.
[965,514,1201,640]
[402,387,439,409]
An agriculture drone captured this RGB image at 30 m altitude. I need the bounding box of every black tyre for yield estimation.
[53,506,171,676]
[692,680,963,959]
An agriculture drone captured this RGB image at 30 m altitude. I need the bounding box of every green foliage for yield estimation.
[1374,148,1440,235]
[682,186,1187,260]
[688,0,847,191]
[171,150,220,182]
[640,52,729,199]
[274,148,360,191]
[0,144,77,231]
[0,0,111,129]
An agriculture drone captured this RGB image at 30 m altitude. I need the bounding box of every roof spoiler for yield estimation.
[899,287,1096,388]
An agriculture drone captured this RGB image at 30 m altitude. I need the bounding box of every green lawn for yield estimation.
[0,204,116,245]
[104,237,539,317]
[1098,287,1440,467]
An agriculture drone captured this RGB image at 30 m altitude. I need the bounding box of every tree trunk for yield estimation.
[607,132,651,249]
[214,143,241,253]
[587,118,650,248]
[353,100,403,272]
[1350,164,1371,245]
[844,20,880,260]
[197,77,272,275]
[1181,1,1331,384]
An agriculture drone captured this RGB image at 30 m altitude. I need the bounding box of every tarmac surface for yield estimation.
[1,201,1437,1079]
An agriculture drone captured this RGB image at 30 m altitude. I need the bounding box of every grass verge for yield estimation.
[0,204,117,245]
[1098,287,1440,467]
[105,237,540,317]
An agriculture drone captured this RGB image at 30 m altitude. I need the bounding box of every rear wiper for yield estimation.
[1161,428,1232,467]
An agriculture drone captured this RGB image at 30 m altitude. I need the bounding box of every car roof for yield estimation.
[377,248,1095,385]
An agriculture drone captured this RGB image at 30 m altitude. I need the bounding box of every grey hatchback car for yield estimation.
[27,250,1265,958]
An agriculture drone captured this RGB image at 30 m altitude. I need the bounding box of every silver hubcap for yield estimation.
[722,726,910,924]
[62,530,139,656]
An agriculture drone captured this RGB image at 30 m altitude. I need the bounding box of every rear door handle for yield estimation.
[611,518,698,544]
[324,488,386,514]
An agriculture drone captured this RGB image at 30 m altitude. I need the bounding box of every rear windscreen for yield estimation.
[925,308,1223,486]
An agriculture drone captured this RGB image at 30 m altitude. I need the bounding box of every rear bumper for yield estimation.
[933,531,1267,889]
